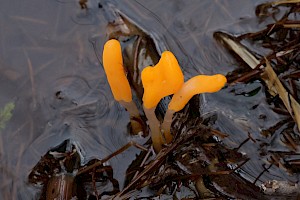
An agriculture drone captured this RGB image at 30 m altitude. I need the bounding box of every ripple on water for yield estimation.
[95,89,110,118]
[26,76,114,162]
[48,76,94,112]
[173,15,198,36]
[71,0,104,26]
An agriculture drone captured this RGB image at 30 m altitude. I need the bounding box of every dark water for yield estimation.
[0,0,291,199]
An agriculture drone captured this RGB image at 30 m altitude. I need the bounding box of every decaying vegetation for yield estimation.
[215,0,300,197]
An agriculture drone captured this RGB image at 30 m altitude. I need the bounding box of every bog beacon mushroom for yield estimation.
[162,74,227,143]
[103,39,143,135]
[141,51,184,152]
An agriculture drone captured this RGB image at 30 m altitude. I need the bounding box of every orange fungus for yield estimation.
[103,39,132,102]
[168,74,227,111]
[141,51,184,109]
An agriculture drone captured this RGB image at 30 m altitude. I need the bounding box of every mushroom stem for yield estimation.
[161,74,227,144]
[143,106,163,153]
[119,101,144,135]
[161,109,175,144]
[141,51,184,152]
[103,39,144,135]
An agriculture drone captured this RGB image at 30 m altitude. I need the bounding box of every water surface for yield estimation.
[1,0,289,199]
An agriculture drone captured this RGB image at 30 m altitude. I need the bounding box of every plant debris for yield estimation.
[215,1,300,198]
[0,102,14,131]
[214,32,300,132]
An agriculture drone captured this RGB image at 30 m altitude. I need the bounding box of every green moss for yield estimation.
[0,102,15,131]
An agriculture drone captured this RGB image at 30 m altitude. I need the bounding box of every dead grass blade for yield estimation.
[272,0,300,5]
[215,32,300,132]
[282,24,300,28]
[214,33,260,69]
[262,59,300,131]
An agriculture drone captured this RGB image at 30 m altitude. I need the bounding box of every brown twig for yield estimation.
[77,141,147,176]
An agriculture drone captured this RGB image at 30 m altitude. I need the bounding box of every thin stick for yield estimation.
[132,149,152,180]
[210,128,229,138]
[92,170,99,200]
[133,36,142,80]
[282,132,298,151]
[254,164,272,185]
[115,125,209,198]
[77,141,147,176]
[23,49,37,109]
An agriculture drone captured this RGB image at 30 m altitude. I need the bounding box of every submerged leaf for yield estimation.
[0,102,15,131]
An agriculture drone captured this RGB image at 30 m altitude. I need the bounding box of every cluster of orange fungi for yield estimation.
[103,39,227,153]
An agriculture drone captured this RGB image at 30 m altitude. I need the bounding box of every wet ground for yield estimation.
[1,0,297,199]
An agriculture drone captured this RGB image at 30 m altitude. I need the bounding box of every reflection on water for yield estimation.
[0,0,291,199]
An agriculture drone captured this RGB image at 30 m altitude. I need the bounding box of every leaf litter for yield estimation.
[215,0,300,197]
